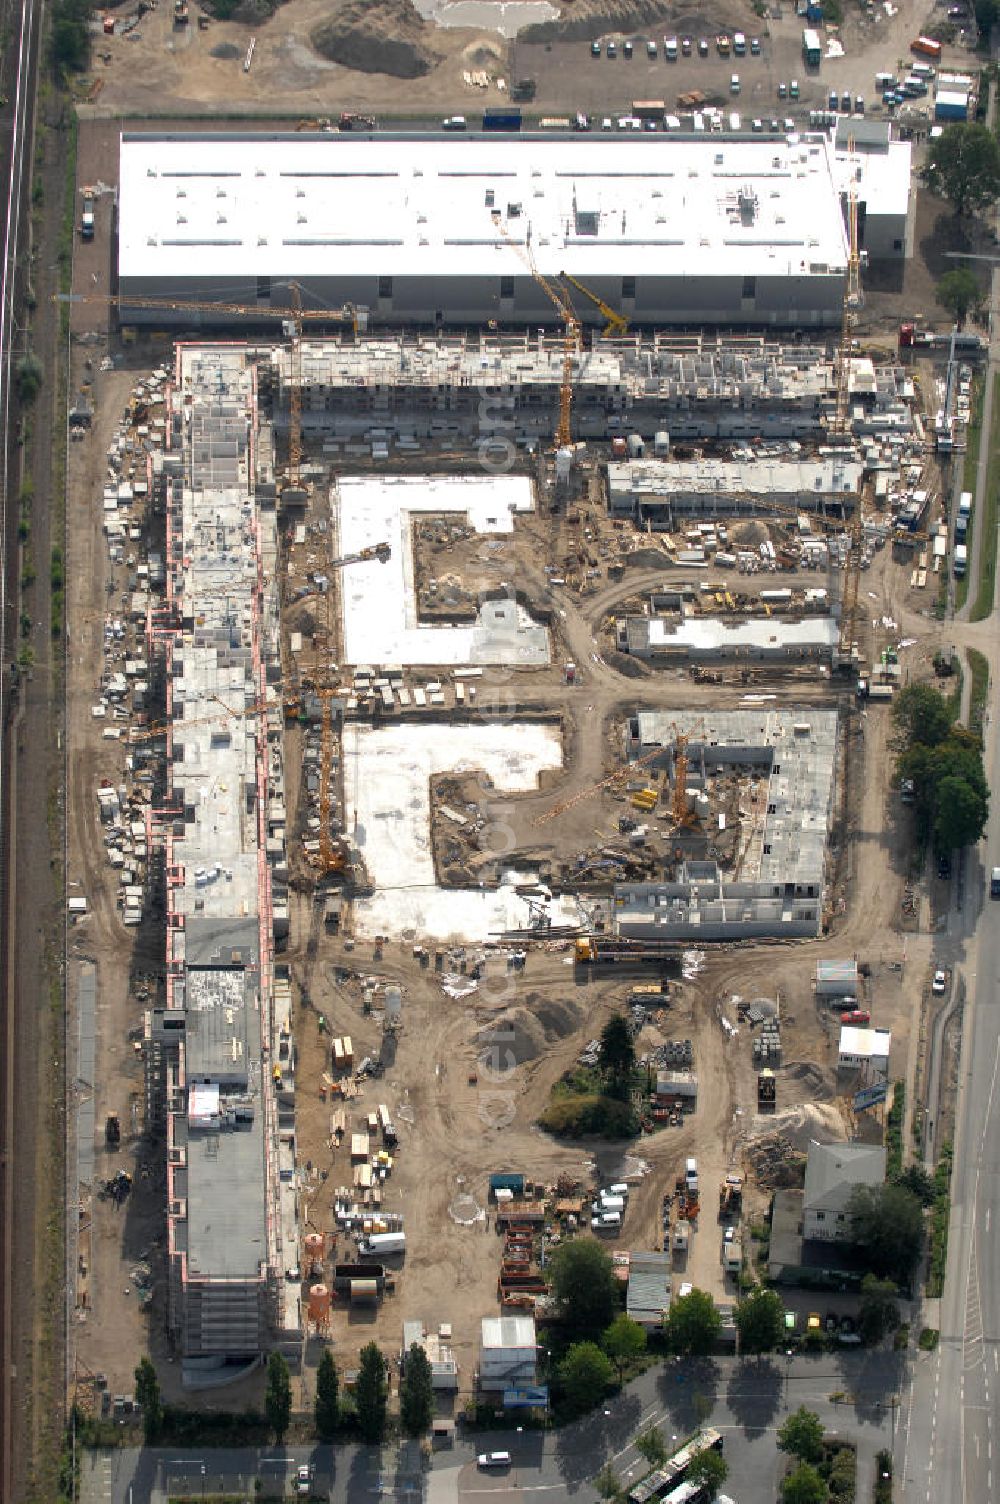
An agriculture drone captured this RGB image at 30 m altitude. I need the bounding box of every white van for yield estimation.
[685,1157,699,1193]
[591,1211,622,1233]
[478,1453,511,1470]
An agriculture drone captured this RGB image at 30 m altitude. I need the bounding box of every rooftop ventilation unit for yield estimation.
[737,185,758,226]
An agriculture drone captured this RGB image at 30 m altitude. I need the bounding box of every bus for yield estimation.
[628,1432,724,1504]
[911,35,942,59]
[802,28,822,67]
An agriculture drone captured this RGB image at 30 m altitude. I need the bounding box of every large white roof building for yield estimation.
[118,132,853,329]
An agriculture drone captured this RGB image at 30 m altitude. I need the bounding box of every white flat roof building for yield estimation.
[118,132,852,329]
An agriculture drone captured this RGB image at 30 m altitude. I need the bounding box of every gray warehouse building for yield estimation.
[118,131,859,330]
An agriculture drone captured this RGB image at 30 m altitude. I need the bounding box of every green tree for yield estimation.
[315,1348,339,1440]
[923,123,1000,217]
[735,1288,785,1355]
[549,1236,619,1337]
[858,1274,901,1345]
[559,1341,615,1416]
[687,1448,729,1501]
[400,1343,435,1436]
[935,267,984,328]
[777,1407,825,1465]
[893,683,952,750]
[635,1425,667,1468]
[663,1286,722,1356]
[355,1342,389,1443]
[265,1351,291,1445]
[599,1014,636,1100]
[51,14,89,72]
[934,772,989,852]
[894,1162,935,1206]
[595,1463,625,1501]
[781,1462,828,1504]
[849,1183,924,1282]
[602,1314,647,1381]
[828,1448,857,1501]
[15,352,43,405]
[975,0,999,37]
[134,1356,163,1444]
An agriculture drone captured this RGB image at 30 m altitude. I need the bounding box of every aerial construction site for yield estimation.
[63,120,963,1414]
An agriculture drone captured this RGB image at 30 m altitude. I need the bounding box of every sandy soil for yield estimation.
[76,0,969,122]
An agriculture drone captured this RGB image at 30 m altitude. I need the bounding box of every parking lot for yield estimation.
[513,0,979,123]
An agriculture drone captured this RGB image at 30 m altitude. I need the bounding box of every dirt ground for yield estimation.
[62,310,959,1406]
[77,0,969,121]
[60,0,972,1412]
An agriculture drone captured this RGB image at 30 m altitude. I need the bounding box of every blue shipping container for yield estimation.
[483,109,522,132]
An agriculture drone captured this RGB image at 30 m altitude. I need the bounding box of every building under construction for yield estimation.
[613,708,838,940]
[144,345,302,1385]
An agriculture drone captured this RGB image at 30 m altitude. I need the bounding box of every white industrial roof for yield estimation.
[119,133,850,284]
[839,1025,891,1058]
[647,616,838,653]
[481,1314,536,1348]
[832,136,912,222]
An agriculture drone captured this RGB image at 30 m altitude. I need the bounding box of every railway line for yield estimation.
[0,0,43,1496]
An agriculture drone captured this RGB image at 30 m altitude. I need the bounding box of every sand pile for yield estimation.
[476,993,585,1065]
[312,0,443,77]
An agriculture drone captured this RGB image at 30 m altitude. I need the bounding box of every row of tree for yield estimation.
[893,683,988,855]
[134,1341,432,1447]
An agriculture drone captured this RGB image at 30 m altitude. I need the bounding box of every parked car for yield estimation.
[698,37,709,55]
[442,115,467,130]
[790,78,800,97]
[932,969,948,995]
[607,40,616,56]
[646,38,657,56]
[750,35,761,53]
[623,38,633,57]
[937,853,953,880]
[478,1454,512,1471]
[681,35,692,53]
[296,1467,313,1498]
[778,80,787,97]
[591,40,601,55]
[841,1009,871,1025]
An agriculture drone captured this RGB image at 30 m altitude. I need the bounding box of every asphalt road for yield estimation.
[897,238,1000,1498]
[78,1352,901,1504]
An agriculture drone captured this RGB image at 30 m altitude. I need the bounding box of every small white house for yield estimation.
[838,1025,890,1074]
[802,1140,886,1243]
[479,1314,537,1393]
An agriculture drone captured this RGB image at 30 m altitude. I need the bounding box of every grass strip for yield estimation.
[971,373,1000,621]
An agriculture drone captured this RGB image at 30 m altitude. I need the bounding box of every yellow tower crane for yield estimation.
[559,271,630,338]
[833,139,866,670]
[490,211,579,448]
[57,285,365,491]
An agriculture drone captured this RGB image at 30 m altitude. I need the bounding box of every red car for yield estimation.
[841,1009,871,1025]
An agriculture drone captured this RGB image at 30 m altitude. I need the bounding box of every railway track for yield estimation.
[0,0,43,1496]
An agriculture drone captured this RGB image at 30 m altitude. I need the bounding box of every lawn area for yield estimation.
[971,374,1000,622]
[967,646,989,739]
